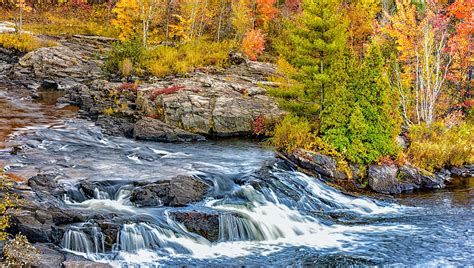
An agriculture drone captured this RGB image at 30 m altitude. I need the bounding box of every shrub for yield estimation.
[146,40,234,77]
[0,33,56,52]
[407,122,474,171]
[0,171,18,240]
[3,233,40,267]
[117,83,138,93]
[119,58,133,78]
[105,39,145,75]
[242,29,266,61]
[149,86,197,101]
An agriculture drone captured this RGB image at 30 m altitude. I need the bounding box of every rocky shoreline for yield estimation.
[1,31,473,266]
[281,148,474,195]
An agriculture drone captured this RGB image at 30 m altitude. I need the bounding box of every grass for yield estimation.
[407,121,474,171]
[105,39,236,78]
[0,33,57,52]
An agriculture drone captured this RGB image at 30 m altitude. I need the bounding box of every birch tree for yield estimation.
[386,0,453,125]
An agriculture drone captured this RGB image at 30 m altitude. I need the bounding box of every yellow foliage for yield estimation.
[0,171,18,240]
[113,0,140,41]
[407,121,474,171]
[0,33,56,52]
[146,40,235,77]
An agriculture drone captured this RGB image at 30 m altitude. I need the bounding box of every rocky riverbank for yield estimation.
[281,148,474,195]
[0,33,284,142]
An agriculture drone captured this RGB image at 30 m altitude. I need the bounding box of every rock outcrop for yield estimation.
[130,175,210,207]
[133,117,205,142]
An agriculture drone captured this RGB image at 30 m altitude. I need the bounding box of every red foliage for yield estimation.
[149,85,198,101]
[117,83,138,93]
[253,115,266,135]
[61,0,92,12]
[242,29,266,61]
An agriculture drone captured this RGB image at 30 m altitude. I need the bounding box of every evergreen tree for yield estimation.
[276,0,348,118]
[321,42,401,163]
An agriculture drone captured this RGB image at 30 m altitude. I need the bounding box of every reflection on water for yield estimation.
[0,87,77,149]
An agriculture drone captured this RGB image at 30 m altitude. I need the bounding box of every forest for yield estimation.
[1,0,471,170]
[0,0,473,266]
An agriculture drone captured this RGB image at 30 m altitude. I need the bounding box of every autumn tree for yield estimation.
[112,0,164,47]
[385,0,453,125]
[447,0,473,101]
[14,0,32,35]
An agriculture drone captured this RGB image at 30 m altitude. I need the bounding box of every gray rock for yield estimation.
[287,149,346,180]
[96,115,134,138]
[34,243,65,268]
[133,117,205,142]
[368,165,400,194]
[171,211,220,241]
[450,166,474,177]
[130,175,210,207]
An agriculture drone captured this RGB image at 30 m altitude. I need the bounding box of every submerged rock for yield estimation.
[130,175,210,207]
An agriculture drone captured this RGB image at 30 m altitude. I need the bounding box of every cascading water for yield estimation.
[62,222,105,254]
[1,99,473,267]
[218,214,264,241]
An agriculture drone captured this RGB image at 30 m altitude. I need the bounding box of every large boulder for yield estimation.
[368,165,400,194]
[133,117,205,142]
[130,175,210,207]
[136,63,284,137]
[171,211,220,241]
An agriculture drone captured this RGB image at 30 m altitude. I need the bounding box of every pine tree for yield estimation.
[276,0,348,118]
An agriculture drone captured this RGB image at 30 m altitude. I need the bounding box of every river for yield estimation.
[0,87,473,267]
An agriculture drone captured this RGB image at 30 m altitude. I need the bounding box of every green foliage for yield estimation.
[407,122,474,172]
[321,42,401,164]
[273,0,348,118]
[104,39,145,75]
[3,233,40,267]
[0,33,56,52]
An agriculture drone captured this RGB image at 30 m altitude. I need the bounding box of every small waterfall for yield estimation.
[62,223,105,254]
[117,223,174,252]
[218,214,264,241]
[93,187,110,200]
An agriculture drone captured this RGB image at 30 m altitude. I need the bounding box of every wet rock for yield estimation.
[96,115,135,138]
[367,165,400,194]
[34,243,65,268]
[40,79,59,91]
[130,175,210,207]
[286,149,347,180]
[28,173,66,197]
[450,166,474,177]
[133,117,205,142]
[171,211,220,241]
[98,222,120,251]
[62,261,112,268]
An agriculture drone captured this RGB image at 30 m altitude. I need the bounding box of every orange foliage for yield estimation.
[242,29,265,61]
[256,0,278,28]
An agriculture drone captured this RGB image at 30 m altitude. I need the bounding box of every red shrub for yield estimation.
[149,85,199,101]
[117,83,138,93]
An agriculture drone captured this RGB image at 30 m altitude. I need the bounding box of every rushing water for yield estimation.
[0,87,473,267]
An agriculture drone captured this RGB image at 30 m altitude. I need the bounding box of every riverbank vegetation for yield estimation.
[0,0,472,171]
